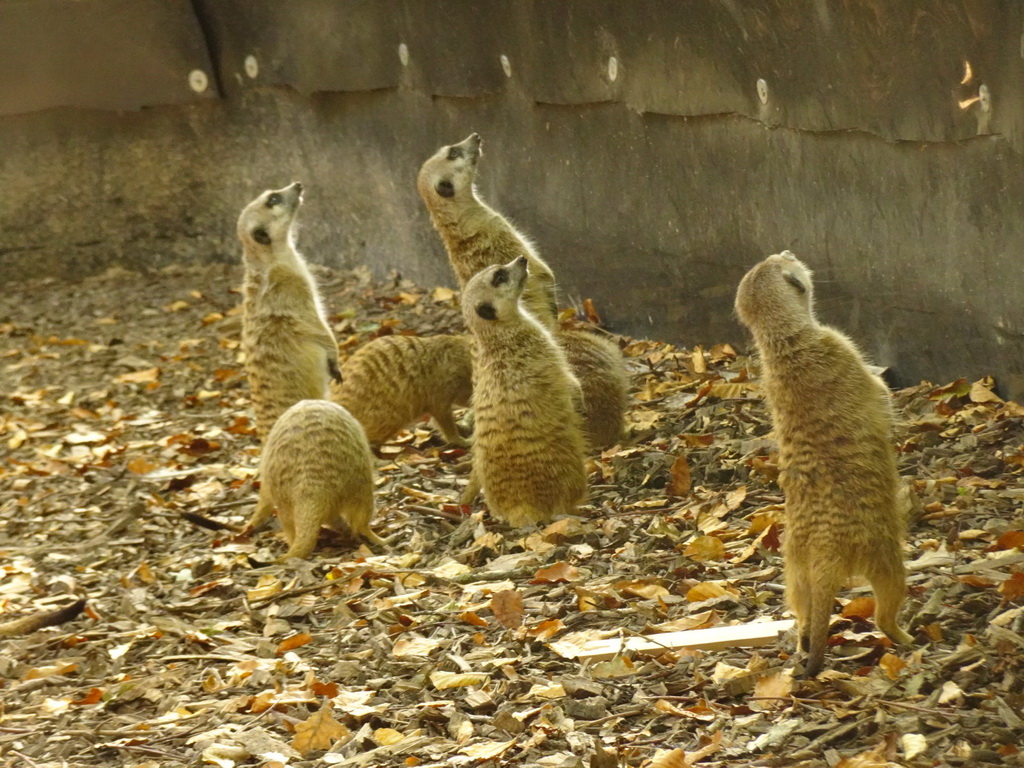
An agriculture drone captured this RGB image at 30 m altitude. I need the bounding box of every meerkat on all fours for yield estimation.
[237,182,341,441]
[462,255,587,527]
[417,133,559,329]
[735,250,913,677]
[331,333,473,447]
[248,399,381,561]
[557,329,629,448]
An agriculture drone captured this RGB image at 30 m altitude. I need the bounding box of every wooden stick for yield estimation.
[577,619,795,662]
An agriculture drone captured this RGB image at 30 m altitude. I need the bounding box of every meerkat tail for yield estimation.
[246,493,276,533]
[0,598,87,637]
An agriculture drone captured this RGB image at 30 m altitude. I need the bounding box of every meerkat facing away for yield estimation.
[558,329,629,449]
[330,334,473,447]
[238,182,341,441]
[248,399,379,561]
[735,250,912,677]
[417,133,559,330]
[462,255,587,527]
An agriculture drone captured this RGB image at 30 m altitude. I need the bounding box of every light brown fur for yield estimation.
[417,133,558,329]
[735,250,912,677]
[248,399,379,561]
[463,256,587,527]
[238,183,340,441]
[558,329,629,448]
[330,334,473,447]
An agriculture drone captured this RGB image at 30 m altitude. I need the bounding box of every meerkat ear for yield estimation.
[252,227,272,245]
[475,302,497,320]
[436,179,456,198]
[783,271,807,294]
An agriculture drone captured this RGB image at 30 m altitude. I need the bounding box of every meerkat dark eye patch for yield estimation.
[436,179,455,198]
[266,193,282,208]
[475,302,497,320]
[447,147,462,161]
[491,269,509,287]
[252,227,272,245]
[784,272,806,294]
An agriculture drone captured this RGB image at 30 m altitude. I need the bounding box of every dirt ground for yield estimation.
[2,263,1023,768]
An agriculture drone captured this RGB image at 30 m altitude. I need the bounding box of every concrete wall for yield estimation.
[2,1,1024,395]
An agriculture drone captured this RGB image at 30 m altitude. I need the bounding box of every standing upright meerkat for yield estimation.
[735,250,913,676]
[330,333,473,447]
[417,133,558,329]
[238,182,341,441]
[462,255,587,527]
[249,398,380,561]
[557,329,629,448]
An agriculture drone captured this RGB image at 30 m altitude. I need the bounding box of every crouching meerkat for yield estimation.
[330,334,473,447]
[462,256,587,527]
[735,250,912,676]
[418,133,559,329]
[248,399,380,561]
[557,329,629,448]
[237,182,341,440]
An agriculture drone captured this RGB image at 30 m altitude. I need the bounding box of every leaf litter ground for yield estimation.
[2,264,1024,768]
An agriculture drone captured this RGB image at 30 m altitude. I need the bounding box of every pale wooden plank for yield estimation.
[578,619,795,662]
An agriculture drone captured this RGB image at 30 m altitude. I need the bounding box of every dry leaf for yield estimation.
[373,728,406,746]
[490,590,525,629]
[878,652,906,680]
[685,536,726,562]
[430,671,489,690]
[460,739,517,759]
[275,633,313,656]
[126,457,158,475]
[999,571,1024,601]
[686,582,729,602]
[668,455,692,497]
[902,733,928,760]
[841,596,876,620]
[531,561,579,584]
[70,687,103,706]
[291,702,350,756]
[650,748,689,768]
[392,635,441,658]
[113,367,160,384]
[751,669,793,710]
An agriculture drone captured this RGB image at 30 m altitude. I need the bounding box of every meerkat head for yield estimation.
[734,250,816,332]
[237,182,303,261]
[417,133,483,209]
[462,255,529,330]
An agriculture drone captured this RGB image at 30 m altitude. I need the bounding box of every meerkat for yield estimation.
[0,598,86,637]
[417,133,559,329]
[237,182,341,441]
[330,333,473,447]
[462,255,587,527]
[247,399,380,561]
[558,329,629,448]
[735,250,913,677]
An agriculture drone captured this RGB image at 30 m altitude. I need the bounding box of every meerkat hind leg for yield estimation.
[784,557,814,653]
[868,556,914,645]
[433,409,470,448]
[460,468,481,506]
[278,507,318,562]
[803,576,841,678]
